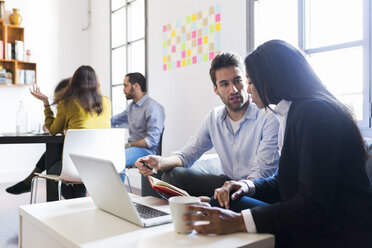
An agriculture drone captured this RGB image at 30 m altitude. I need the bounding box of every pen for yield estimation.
[141,161,153,170]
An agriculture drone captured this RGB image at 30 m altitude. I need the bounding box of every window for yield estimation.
[110,0,146,115]
[252,0,370,128]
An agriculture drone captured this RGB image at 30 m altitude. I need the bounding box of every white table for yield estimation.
[18,196,274,248]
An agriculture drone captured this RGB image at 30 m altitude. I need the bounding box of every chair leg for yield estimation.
[119,171,132,193]
[30,176,39,204]
[57,181,62,201]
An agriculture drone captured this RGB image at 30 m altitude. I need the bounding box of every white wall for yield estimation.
[0,0,111,183]
[147,0,247,155]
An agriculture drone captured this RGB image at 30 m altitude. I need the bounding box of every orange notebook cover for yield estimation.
[148,176,190,197]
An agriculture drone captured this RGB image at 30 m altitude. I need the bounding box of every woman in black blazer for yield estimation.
[185,40,372,248]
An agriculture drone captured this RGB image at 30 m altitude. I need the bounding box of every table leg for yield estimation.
[45,143,63,201]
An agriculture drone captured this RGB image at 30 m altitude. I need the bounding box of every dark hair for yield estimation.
[53,65,104,115]
[53,78,70,98]
[125,72,146,92]
[245,39,368,163]
[209,51,245,86]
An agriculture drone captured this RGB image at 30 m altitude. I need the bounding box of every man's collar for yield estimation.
[134,93,148,107]
[221,101,257,122]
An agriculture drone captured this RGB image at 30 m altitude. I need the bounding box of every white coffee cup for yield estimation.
[169,196,201,234]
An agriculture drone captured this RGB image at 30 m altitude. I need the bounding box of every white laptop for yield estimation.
[69,153,171,227]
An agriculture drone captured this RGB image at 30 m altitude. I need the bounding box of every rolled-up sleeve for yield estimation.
[174,115,214,168]
[247,113,280,179]
[144,104,165,149]
[111,109,129,127]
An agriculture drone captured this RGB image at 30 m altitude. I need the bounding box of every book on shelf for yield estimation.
[15,40,24,61]
[0,40,3,59]
[148,176,190,197]
[5,43,11,60]
[18,69,25,84]
[0,68,6,84]
[25,70,35,84]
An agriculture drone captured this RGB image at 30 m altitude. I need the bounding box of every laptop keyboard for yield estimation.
[133,202,169,219]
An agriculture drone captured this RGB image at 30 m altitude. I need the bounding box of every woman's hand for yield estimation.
[30,84,49,106]
[184,204,246,235]
[214,180,249,209]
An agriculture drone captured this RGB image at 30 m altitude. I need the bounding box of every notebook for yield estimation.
[69,153,171,227]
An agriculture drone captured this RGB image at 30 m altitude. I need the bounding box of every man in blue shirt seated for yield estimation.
[111,72,165,170]
[135,52,279,196]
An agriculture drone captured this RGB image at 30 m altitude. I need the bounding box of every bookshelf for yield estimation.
[0,17,37,86]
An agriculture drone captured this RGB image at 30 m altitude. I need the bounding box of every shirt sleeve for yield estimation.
[242,209,257,233]
[143,103,165,149]
[44,102,66,135]
[173,113,214,168]
[247,112,280,179]
[111,109,129,127]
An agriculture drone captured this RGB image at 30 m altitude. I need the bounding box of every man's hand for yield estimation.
[134,155,162,177]
[183,204,246,235]
[214,180,249,209]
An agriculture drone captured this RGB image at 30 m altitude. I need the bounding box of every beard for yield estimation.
[222,94,249,112]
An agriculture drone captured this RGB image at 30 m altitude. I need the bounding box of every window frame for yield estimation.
[247,0,372,130]
[110,0,147,115]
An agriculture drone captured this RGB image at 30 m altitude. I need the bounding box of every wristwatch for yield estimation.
[125,143,131,149]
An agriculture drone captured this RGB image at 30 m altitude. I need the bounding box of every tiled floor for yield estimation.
[0,180,46,248]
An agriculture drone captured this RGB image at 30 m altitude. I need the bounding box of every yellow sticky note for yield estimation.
[215,22,221,31]
[182,59,186,67]
[192,14,197,21]
[186,49,191,57]
[163,56,167,63]
[203,36,208,44]
[172,30,176,37]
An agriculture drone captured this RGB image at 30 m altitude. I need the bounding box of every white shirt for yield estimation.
[241,100,292,233]
[229,116,244,134]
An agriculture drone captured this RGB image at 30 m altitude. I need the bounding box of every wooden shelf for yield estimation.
[0,16,36,86]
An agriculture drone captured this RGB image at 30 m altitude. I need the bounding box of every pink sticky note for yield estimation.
[177,60,181,68]
[198,37,202,46]
[163,64,167,71]
[163,25,167,32]
[192,31,196,39]
[209,52,214,60]
[215,14,220,22]
[181,50,186,58]
[172,45,176,53]
[192,56,197,64]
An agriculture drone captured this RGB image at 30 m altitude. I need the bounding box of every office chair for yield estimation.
[141,128,165,197]
[30,129,127,203]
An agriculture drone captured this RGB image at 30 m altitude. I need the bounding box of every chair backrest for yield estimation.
[156,128,164,156]
[366,145,372,184]
[59,129,126,182]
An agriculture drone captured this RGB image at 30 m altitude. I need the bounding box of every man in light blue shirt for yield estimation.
[111,72,165,169]
[135,52,279,196]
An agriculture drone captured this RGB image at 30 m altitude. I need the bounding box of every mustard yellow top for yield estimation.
[44,96,111,135]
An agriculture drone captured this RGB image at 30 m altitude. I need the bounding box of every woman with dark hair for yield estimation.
[7,65,111,198]
[40,65,111,135]
[185,40,372,247]
[6,78,70,195]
